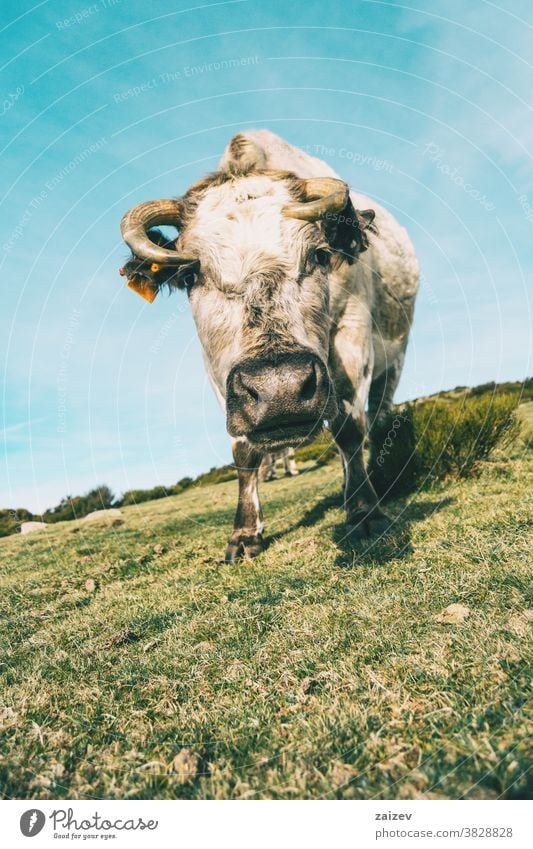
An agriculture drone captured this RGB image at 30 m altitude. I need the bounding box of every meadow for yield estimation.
[0,398,531,800]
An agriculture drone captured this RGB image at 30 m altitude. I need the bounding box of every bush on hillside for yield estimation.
[193,465,237,487]
[42,484,115,523]
[0,508,34,538]
[120,485,171,506]
[118,476,198,506]
[370,392,521,499]
[416,392,520,478]
[170,477,195,496]
[469,378,533,402]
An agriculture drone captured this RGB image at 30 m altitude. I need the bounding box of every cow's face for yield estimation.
[180,174,341,450]
[120,171,375,451]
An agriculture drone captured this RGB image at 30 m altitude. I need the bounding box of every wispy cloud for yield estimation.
[1,416,49,442]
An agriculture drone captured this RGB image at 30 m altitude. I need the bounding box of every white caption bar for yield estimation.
[1,799,530,848]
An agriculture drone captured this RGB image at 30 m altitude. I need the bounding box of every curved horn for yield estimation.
[282,177,350,222]
[120,199,196,265]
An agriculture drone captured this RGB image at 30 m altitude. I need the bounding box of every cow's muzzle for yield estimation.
[226,351,337,449]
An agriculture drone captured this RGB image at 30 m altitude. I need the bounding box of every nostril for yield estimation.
[237,372,259,402]
[299,362,318,401]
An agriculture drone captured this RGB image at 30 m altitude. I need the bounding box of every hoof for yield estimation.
[346,511,392,540]
[224,533,265,563]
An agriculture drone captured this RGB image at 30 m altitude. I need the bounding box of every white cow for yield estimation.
[119,130,419,561]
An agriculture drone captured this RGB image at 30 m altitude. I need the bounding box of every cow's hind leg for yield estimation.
[225,439,265,562]
[283,447,299,476]
[264,452,278,480]
[331,410,391,539]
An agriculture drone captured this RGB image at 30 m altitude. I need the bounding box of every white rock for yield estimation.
[20,522,47,534]
[82,508,122,523]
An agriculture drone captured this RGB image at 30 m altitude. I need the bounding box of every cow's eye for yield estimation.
[181,270,198,289]
[311,248,331,269]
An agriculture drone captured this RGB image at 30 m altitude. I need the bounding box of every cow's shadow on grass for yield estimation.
[267,492,455,568]
[333,495,455,568]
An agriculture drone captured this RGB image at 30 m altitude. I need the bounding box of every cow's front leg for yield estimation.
[331,409,391,539]
[225,439,265,562]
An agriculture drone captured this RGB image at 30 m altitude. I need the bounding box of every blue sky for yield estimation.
[1,0,531,512]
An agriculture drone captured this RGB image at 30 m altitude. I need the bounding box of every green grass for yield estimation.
[0,430,531,800]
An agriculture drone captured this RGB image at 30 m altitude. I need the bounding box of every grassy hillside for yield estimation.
[0,415,531,800]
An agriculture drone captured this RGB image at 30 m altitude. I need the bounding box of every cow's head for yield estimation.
[120,150,375,451]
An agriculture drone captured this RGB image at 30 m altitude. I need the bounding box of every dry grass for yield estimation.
[0,428,531,800]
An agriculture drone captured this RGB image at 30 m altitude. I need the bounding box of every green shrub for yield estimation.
[0,508,34,538]
[416,392,521,478]
[193,465,237,487]
[170,477,195,496]
[468,378,533,402]
[42,484,116,523]
[516,402,533,449]
[120,486,171,506]
[371,392,521,498]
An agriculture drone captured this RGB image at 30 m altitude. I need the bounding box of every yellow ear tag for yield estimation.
[126,278,158,303]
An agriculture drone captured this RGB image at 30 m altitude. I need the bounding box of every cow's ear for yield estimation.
[358,209,376,230]
[325,202,377,265]
[119,229,184,302]
[220,133,267,175]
